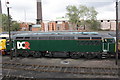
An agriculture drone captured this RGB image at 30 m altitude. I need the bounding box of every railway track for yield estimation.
[1,62,119,76]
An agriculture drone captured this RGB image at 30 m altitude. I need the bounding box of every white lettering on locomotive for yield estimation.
[17,42,30,49]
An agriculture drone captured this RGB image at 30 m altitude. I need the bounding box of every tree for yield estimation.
[66,5,100,31]
[0,14,20,31]
[11,21,20,31]
[66,5,80,30]
[0,14,10,31]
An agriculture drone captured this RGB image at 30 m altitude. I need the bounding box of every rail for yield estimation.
[1,62,119,76]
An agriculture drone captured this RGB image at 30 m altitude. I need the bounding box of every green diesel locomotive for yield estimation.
[7,32,116,59]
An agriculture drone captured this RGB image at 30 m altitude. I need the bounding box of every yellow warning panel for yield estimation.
[0,39,6,50]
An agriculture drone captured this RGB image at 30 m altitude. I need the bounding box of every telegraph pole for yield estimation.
[6,1,12,60]
[0,0,2,14]
[115,0,119,65]
[0,0,2,32]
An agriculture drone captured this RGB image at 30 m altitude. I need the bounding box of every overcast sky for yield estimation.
[1,0,120,23]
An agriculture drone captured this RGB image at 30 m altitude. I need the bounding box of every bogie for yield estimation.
[21,51,29,57]
[44,52,53,57]
[70,52,82,59]
[32,51,42,58]
[84,52,96,59]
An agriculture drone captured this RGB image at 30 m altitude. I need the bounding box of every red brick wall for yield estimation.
[41,22,45,31]
[32,27,40,31]
[119,22,120,31]
[63,22,69,30]
[20,23,29,31]
[48,22,56,31]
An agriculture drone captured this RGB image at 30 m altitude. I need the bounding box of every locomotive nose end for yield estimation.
[0,50,5,55]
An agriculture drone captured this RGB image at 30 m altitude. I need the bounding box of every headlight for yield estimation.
[11,48,14,50]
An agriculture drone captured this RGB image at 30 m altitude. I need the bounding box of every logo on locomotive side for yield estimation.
[17,42,30,49]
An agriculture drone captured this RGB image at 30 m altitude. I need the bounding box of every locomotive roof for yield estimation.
[12,32,114,39]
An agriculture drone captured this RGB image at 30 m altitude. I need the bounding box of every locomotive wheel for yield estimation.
[48,52,53,57]
[84,53,95,59]
[21,51,29,57]
[33,51,42,58]
[70,52,81,59]
[45,52,53,57]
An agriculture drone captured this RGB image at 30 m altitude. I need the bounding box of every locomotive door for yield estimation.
[102,38,109,52]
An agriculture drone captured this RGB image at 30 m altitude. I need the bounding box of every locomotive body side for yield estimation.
[15,39,102,52]
[11,33,115,59]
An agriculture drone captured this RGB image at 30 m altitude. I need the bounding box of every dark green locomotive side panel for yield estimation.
[15,40,103,52]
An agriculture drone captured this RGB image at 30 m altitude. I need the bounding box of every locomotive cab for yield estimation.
[102,38,115,53]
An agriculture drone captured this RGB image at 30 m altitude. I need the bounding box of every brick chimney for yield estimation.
[36,0,42,24]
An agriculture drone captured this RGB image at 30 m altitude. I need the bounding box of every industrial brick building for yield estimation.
[19,19,119,32]
[99,20,116,31]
